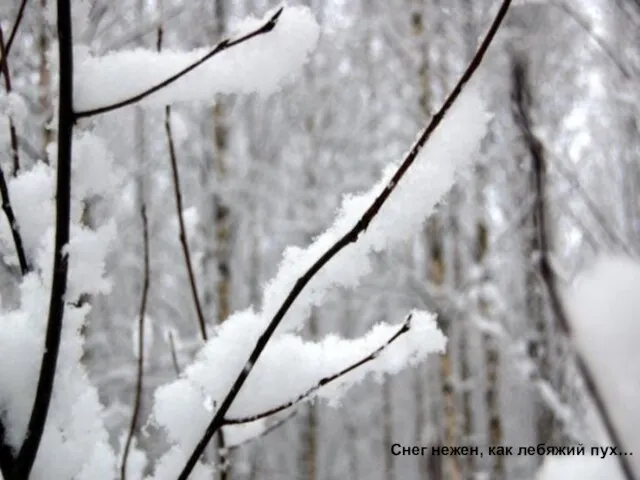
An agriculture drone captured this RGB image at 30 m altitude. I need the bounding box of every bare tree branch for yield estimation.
[511,54,636,480]
[224,314,412,425]
[0,26,21,175]
[0,26,29,277]
[11,0,74,476]
[177,1,512,477]
[165,106,208,341]
[0,164,28,275]
[120,199,150,480]
[74,7,284,119]
[0,0,28,75]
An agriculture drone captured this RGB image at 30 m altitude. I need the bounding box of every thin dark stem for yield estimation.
[0,0,28,75]
[0,26,21,175]
[0,162,29,275]
[511,55,636,480]
[120,200,150,480]
[0,167,28,273]
[12,0,73,476]
[165,107,208,341]
[0,421,12,479]
[177,2,511,477]
[74,7,284,119]
[225,315,412,425]
[5,0,28,55]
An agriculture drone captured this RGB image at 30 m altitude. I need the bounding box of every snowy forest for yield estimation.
[1,0,639,479]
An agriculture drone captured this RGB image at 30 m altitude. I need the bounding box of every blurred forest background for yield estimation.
[2,0,639,479]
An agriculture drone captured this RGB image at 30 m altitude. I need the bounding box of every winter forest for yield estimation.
[1,0,640,479]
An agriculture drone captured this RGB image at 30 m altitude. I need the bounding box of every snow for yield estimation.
[0,1,493,475]
[564,255,640,477]
[536,455,625,480]
[151,80,487,459]
[145,446,213,480]
[153,311,445,447]
[74,5,320,113]
[0,130,119,479]
[261,80,489,333]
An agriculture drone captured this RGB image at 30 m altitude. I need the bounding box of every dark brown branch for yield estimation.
[0,27,28,275]
[120,200,150,480]
[177,1,512,477]
[5,0,28,55]
[74,7,284,119]
[0,0,28,75]
[511,55,636,480]
[161,26,230,472]
[165,106,208,341]
[0,26,21,175]
[0,163,29,275]
[12,0,74,477]
[224,315,412,425]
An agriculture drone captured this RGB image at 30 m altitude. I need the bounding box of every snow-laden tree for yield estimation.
[0,1,513,479]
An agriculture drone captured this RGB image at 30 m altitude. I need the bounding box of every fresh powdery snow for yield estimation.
[73,6,320,112]
[536,455,625,480]
[537,256,640,480]
[150,79,489,471]
[0,1,496,477]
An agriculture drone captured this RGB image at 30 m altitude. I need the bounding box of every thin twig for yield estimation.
[120,200,150,480]
[165,106,208,341]
[224,315,412,425]
[0,27,28,274]
[0,26,21,175]
[0,165,28,275]
[177,1,512,477]
[160,19,231,472]
[227,411,297,451]
[12,0,74,477]
[511,55,636,480]
[0,0,28,75]
[74,7,284,119]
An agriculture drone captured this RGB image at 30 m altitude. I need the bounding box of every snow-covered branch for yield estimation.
[165,2,508,477]
[11,0,75,476]
[74,6,320,118]
[222,312,440,425]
